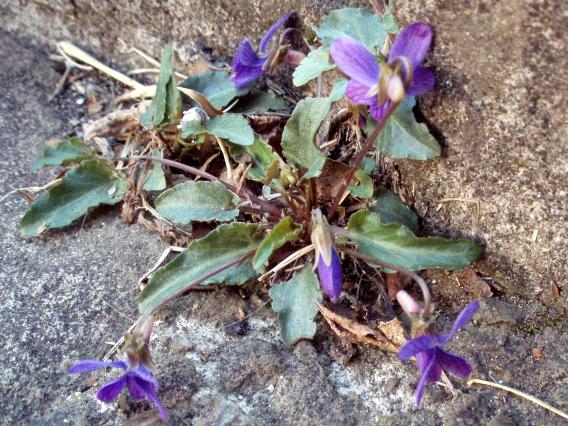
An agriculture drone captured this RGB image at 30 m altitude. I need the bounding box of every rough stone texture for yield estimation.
[1,0,568,425]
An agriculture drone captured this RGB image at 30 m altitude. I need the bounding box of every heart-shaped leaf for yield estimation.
[347,210,481,270]
[230,135,280,183]
[370,187,419,232]
[370,97,441,160]
[154,181,240,224]
[20,160,126,236]
[206,113,254,146]
[32,137,93,171]
[269,266,323,347]
[139,223,263,314]
[314,8,387,51]
[293,48,336,87]
[282,97,331,178]
[180,71,246,109]
[253,218,302,271]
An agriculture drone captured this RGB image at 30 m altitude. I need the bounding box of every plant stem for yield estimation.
[340,246,431,317]
[115,155,282,220]
[327,102,399,220]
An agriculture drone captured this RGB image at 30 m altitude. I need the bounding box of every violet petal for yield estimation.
[414,351,436,405]
[407,67,436,96]
[96,375,127,402]
[130,365,159,386]
[330,37,379,87]
[399,335,439,360]
[230,63,265,89]
[233,39,265,67]
[389,22,433,69]
[259,13,292,54]
[68,360,128,374]
[317,249,343,303]
[345,80,375,105]
[437,349,473,378]
[438,300,480,345]
[368,101,391,122]
[129,375,169,423]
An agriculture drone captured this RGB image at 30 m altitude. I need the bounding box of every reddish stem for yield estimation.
[327,102,399,220]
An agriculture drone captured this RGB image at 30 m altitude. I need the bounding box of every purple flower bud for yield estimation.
[317,248,343,303]
[69,359,168,423]
[398,301,480,405]
[230,13,292,89]
[329,22,436,122]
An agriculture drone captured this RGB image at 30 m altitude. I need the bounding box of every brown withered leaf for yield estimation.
[83,102,149,141]
[316,302,406,353]
[314,159,351,202]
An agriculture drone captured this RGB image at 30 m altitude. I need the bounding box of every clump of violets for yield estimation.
[68,319,168,423]
[397,291,479,405]
[230,12,305,89]
[311,209,343,302]
[329,22,436,121]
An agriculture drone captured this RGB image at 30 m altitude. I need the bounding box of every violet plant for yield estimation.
[16,3,485,421]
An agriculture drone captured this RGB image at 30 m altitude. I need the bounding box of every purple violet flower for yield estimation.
[317,247,343,303]
[69,359,168,423]
[329,22,436,122]
[230,13,292,89]
[398,300,480,405]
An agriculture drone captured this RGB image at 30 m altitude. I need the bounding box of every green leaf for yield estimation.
[32,137,93,171]
[230,134,280,182]
[349,169,374,198]
[141,150,166,191]
[154,181,240,224]
[253,218,302,271]
[232,91,288,114]
[383,1,399,34]
[269,266,323,347]
[370,187,419,232]
[329,78,348,102]
[369,97,441,160]
[20,160,126,236]
[151,44,183,126]
[282,97,331,178]
[180,71,245,109]
[347,210,482,271]
[315,8,387,51]
[360,157,376,175]
[180,120,207,139]
[206,113,254,146]
[293,48,336,87]
[139,223,263,313]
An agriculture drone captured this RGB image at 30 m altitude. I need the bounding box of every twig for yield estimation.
[258,244,315,281]
[467,379,568,420]
[328,102,399,220]
[1,178,63,204]
[215,136,234,183]
[109,155,282,220]
[339,246,431,317]
[137,245,185,286]
[104,250,255,361]
[221,297,273,329]
[57,41,144,89]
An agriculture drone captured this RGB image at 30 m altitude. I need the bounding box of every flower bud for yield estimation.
[317,248,343,303]
[387,74,406,103]
[311,209,343,302]
[396,290,421,317]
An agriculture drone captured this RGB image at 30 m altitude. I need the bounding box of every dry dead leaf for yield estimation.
[316,302,406,353]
